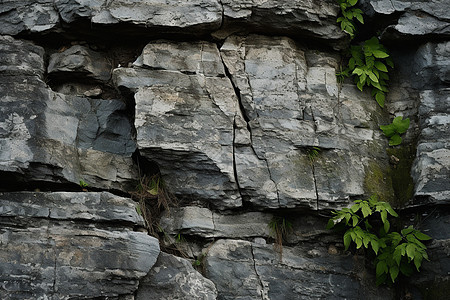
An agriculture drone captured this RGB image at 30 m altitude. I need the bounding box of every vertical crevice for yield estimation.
[250,244,268,300]
[217,0,225,29]
[232,116,244,200]
[311,162,319,211]
[218,44,280,206]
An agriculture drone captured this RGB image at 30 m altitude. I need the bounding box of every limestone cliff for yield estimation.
[0,0,448,299]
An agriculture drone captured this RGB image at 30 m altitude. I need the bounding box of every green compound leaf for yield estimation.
[393,246,402,265]
[390,265,400,282]
[326,218,335,229]
[371,239,380,255]
[373,50,389,58]
[389,134,402,146]
[384,219,390,233]
[376,260,388,276]
[344,230,352,250]
[392,116,410,134]
[414,231,432,241]
[380,123,396,137]
[375,61,388,72]
[406,244,416,260]
[414,254,423,271]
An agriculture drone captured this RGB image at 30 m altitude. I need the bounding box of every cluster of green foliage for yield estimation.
[336,0,405,146]
[337,0,364,38]
[380,116,410,146]
[327,196,431,285]
[346,37,394,108]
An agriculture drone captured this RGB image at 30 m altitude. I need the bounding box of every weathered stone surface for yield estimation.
[412,88,450,204]
[412,42,450,89]
[0,0,223,35]
[114,40,242,209]
[221,35,389,210]
[136,252,217,300]
[205,239,394,300]
[0,0,59,35]
[0,35,137,191]
[0,192,160,299]
[216,0,346,48]
[160,206,272,238]
[410,42,450,205]
[0,0,347,46]
[367,0,450,40]
[48,45,112,82]
[115,36,392,211]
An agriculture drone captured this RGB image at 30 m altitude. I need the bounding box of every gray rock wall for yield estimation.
[0,0,448,299]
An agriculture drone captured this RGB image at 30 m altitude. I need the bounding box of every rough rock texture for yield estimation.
[114,40,242,209]
[160,206,272,239]
[222,35,390,210]
[115,36,389,210]
[408,41,450,207]
[205,239,393,300]
[216,0,346,48]
[0,0,345,46]
[48,45,113,82]
[0,35,137,191]
[136,252,217,300]
[0,192,160,299]
[0,0,449,299]
[366,0,450,40]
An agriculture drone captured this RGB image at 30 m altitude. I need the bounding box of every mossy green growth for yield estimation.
[386,146,415,207]
[364,161,395,204]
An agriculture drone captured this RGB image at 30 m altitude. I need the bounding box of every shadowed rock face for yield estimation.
[0,0,346,47]
[0,192,160,299]
[0,35,137,191]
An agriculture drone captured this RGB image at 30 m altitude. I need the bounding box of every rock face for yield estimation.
[0,35,137,191]
[0,0,345,46]
[205,239,393,299]
[48,45,113,82]
[366,0,450,40]
[0,192,160,299]
[115,36,388,210]
[411,42,450,205]
[0,0,449,299]
[136,252,217,300]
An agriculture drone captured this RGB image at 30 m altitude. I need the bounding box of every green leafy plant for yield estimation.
[380,116,410,146]
[346,37,394,107]
[336,0,364,38]
[268,216,293,258]
[327,195,431,285]
[306,146,321,163]
[79,179,88,188]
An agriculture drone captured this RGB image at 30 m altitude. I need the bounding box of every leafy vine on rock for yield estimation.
[336,0,394,109]
[327,196,431,285]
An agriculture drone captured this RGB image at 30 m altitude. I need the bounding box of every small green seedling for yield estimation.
[380,116,410,146]
[306,147,321,163]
